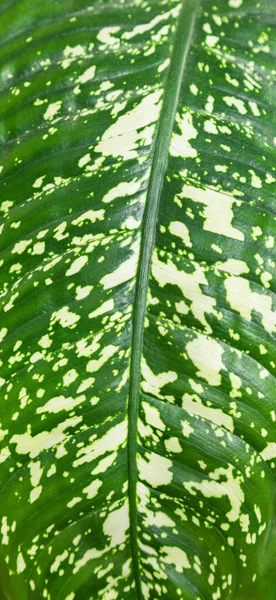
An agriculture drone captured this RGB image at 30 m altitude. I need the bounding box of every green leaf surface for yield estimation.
[0,0,275,599]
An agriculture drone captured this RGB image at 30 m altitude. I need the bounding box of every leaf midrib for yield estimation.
[127,1,199,597]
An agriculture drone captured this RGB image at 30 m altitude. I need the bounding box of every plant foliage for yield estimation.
[0,0,275,599]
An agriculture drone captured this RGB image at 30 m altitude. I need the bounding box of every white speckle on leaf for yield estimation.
[138,451,173,487]
[43,101,62,121]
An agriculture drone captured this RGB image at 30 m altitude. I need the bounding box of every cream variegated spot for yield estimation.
[0,0,275,599]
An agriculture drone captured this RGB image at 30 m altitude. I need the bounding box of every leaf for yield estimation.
[0,0,275,599]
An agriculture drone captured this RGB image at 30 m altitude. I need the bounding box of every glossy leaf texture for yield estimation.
[0,0,275,599]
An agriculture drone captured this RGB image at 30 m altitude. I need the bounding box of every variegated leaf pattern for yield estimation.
[0,0,275,599]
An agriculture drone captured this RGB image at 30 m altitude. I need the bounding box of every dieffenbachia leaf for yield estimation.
[0,0,275,598]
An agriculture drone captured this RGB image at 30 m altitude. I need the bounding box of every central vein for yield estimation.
[127,1,199,596]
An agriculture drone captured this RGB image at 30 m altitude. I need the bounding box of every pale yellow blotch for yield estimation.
[97,26,120,46]
[30,486,42,503]
[224,96,246,115]
[185,464,244,522]
[151,251,216,333]
[252,226,262,241]
[83,479,102,499]
[0,328,8,343]
[186,335,224,386]
[189,379,204,394]
[141,357,177,397]
[73,547,106,574]
[77,65,96,84]
[0,448,11,464]
[146,512,175,530]
[12,240,32,254]
[77,377,95,394]
[11,417,82,458]
[29,461,43,487]
[216,258,249,276]
[67,497,82,508]
[182,421,194,437]
[249,169,262,189]
[102,180,140,203]
[33,176,45,188]
[72,209,104,225]
[205,95,214,113]
[17,552,26,573]
[101,249,138,290]
[122,559,132,578]
[64,44,85,58]
[190,84,198,95]
[73,420,127,467]
[229,373,242,392]
[78,153,91,168]
[205,35,219,47]
[50,550,70,574]
[181,185,244,241]
[203,21,212,32]
[141,583,150,600]
[86,345,117,373]
[170,111,198,158]
[260,272,272,289]
[53,221,68,241]
[1,517,9,545]
[240,513,250,532]
[122,215,140,230]
[47,464,56,477]
[29,350,45,365]
[143,402,165,431]
[38,334,52,349]
[123,7,179,40]
[198,461,207,470]
[138,451,173,487]
[44,101,62,121]
[204,120,218,135]
[37,394,85,414]
[158,58,170,73]
[95,90,162,161]
[169,221,192,247]
[0,428,8,442]
[261,443,276,461]
[229,0,243,7]
[92,453,116,475]
[66,255,88,277]
[63,369,78,386]
[89,299,114,319]
[62,44,86,69]
[175,300,189,315]
[103,500,129,547]
[4,292,19,313]
[215,165,228,173]
[76,333,101,358]
[225,276,276,333]
[165,437,182,453]
[249,101,261,117]
[32,242,45,255]
[76,285,93,301]
[51,306,80,329]
[183,392,234,431]
[161,546,191,572]
[265,236,274,249]
[29,461,43,504]
[254,505,262,523]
